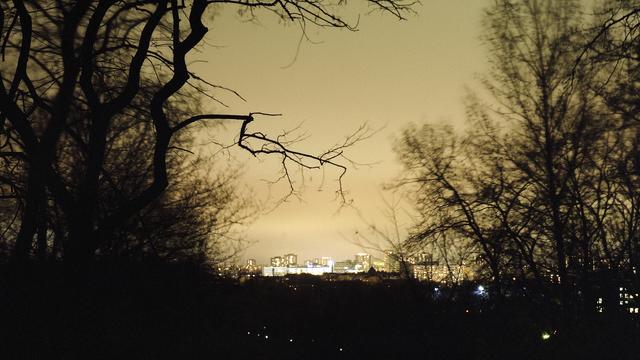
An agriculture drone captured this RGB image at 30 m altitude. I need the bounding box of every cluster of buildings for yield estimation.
[244,251,474,282]
[259,253,334,277]
[242,252,640,317]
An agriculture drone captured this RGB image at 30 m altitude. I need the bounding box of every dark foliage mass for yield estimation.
[395,0,640,316]
[1,272,638,359]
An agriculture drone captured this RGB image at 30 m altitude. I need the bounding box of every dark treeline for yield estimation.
[3,273,638,359]
[395,0,640,315]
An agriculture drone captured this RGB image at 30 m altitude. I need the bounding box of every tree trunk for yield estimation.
[64,213,96,266]
[13,158,46,264]
[36,199,48,262]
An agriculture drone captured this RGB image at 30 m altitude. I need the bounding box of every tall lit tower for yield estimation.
[385,250,400,272]
[271,256,283,267]
[355,253,372,271]
[284,253,298,266]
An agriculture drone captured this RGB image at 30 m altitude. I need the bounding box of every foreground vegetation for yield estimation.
[1,266,638,359]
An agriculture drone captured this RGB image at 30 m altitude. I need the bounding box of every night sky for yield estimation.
[192,0,491,264]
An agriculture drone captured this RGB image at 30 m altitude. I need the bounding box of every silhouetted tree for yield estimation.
[394,123,515,296]
[395,0,624,311]
[352,195,425,280]
[586,0,640,290]
[0,0,415,267]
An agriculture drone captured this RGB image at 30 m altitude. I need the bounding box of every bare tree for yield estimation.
[393,1,624,311]
[394,123,516,296]
[587,0,640,290]
[0,0,415,267]
[476,0,610,307]
[351,194,422,279]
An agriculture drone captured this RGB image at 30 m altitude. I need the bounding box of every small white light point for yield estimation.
[289,339,293,343]
[541,331,551,341]
[265,335,269,339]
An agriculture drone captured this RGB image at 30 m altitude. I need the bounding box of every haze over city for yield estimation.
[196,0,489,263]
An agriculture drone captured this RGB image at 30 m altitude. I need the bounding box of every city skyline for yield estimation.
[244,249,373,266]
[242,248,473,283]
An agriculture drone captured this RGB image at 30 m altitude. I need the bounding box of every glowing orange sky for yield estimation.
[194,0,491,264]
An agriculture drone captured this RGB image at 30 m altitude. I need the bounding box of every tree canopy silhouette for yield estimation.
[0,0,415,267]
[395,0,640,313]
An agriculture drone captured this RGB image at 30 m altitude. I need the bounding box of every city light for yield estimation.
[253,250,476,282]
[474,285,486,297]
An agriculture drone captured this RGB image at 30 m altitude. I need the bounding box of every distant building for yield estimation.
[334,260,358,273]
[320,257,333,266]
[619,286,640,315]
[385,251,400,273]
[412,265,429,281]
[304,259,314,267]
[284,253,297,266]
[245,259,260,273]
[355,253,371,271]
[271,256,284,267]
[262,265,332,277]
[322,271,401,282]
